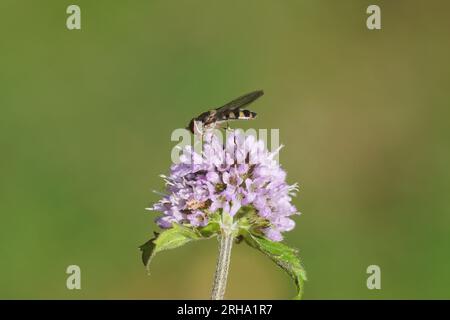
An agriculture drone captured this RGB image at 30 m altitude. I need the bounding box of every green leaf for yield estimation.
[139,232,158,266]
[198,212,221,237]
[244,233,307,299]
[139,224,203,272]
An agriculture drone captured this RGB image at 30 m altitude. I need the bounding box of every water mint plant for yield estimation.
[140,129,306,299]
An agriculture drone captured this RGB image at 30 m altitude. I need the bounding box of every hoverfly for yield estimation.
[187,90,264,135]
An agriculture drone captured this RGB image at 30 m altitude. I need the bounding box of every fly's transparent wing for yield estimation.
[215,90,264,114]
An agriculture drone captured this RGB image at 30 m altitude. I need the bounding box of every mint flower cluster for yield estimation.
[148,130,299,241]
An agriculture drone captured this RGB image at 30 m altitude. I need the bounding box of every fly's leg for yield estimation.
[194,120,203,136]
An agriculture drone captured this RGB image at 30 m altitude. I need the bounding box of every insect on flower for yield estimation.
[142,91,307,300]
[186,90,264,135]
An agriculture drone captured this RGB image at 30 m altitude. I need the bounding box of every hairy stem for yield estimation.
[211,228,234,300]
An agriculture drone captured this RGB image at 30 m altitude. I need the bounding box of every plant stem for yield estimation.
[211,228,234,300]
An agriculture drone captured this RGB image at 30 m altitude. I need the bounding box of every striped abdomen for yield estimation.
[221,109,257,121]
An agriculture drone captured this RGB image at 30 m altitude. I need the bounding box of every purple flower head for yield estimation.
[148,130,300,241]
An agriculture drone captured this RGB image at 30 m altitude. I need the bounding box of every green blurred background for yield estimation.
[1,0,450,299]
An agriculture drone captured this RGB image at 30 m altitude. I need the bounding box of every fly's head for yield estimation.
[186,119,204,136]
